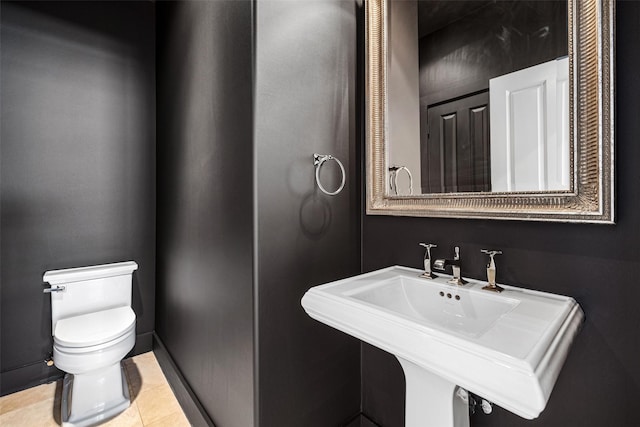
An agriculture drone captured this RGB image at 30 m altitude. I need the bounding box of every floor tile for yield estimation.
[125,352,168,398]
[135,383,184,426]
[0,397,59,427]
[0,380,59,415]
[144,410,191,427]
[101,402,144,427]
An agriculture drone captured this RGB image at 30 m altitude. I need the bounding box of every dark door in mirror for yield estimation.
[422,91,490,193]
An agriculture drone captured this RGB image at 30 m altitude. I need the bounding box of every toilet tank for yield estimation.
[43,261,138,335]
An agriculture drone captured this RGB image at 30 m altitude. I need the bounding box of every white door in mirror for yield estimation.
[490,57,570,192]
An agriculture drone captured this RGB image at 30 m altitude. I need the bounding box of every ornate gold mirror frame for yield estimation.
[366,0,615,223]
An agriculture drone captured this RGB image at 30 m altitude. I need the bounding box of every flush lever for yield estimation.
[43,285,65,293]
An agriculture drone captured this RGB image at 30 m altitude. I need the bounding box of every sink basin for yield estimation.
[348,275,519,338]
[302,266,583,427]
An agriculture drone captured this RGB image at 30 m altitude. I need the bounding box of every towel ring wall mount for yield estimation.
[313,153,346,196]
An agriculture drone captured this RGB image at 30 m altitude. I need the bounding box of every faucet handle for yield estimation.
[481,249,502,259]
[481,249,504,292]
[418,243,438,279]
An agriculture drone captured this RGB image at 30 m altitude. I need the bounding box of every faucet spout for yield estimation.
[432,247,467,286]
[433,258,458,270]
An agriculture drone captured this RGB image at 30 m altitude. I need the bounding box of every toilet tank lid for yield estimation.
[54,306,136,347]
[43,261,138,285]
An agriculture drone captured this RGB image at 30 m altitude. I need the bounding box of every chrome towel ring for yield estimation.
[314,153,346,196]
[389,166,413,195]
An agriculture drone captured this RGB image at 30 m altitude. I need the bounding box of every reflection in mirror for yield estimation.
[366,0,614,223]
[387,0,569,195]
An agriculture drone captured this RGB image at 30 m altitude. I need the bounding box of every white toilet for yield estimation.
[43,261,138,427]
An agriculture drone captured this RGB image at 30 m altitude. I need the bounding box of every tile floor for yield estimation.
[0,351,190,427]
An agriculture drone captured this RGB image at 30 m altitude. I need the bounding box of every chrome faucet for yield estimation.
[418,243,438,279]
[433,246,467,286]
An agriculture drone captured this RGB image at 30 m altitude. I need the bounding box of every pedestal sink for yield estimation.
[301,266,583,427]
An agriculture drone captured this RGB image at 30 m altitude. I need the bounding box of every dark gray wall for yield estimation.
[157,1,361,426]
[155,2,255,427]
[361,2,640,426]
[419,0,567,106]
[0,1,156,395]
[255,1,361,426]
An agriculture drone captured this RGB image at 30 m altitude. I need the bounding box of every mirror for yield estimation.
[366,0,614,223]
[390,0,569,195]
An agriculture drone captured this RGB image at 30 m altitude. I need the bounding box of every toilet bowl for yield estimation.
[44,261,138,427]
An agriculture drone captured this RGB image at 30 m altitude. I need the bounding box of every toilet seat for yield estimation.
[54,306,136,348]
[54,323,136,356]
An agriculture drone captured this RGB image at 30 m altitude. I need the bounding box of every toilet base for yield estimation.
[61,363,130,427]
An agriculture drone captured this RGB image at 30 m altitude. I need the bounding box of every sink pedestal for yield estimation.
[397,358,469,427]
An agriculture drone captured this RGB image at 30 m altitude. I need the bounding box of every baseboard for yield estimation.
[152,332,215,427]
[0,360,63,396]
[345,413,380,427]
[1,331,154,397]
